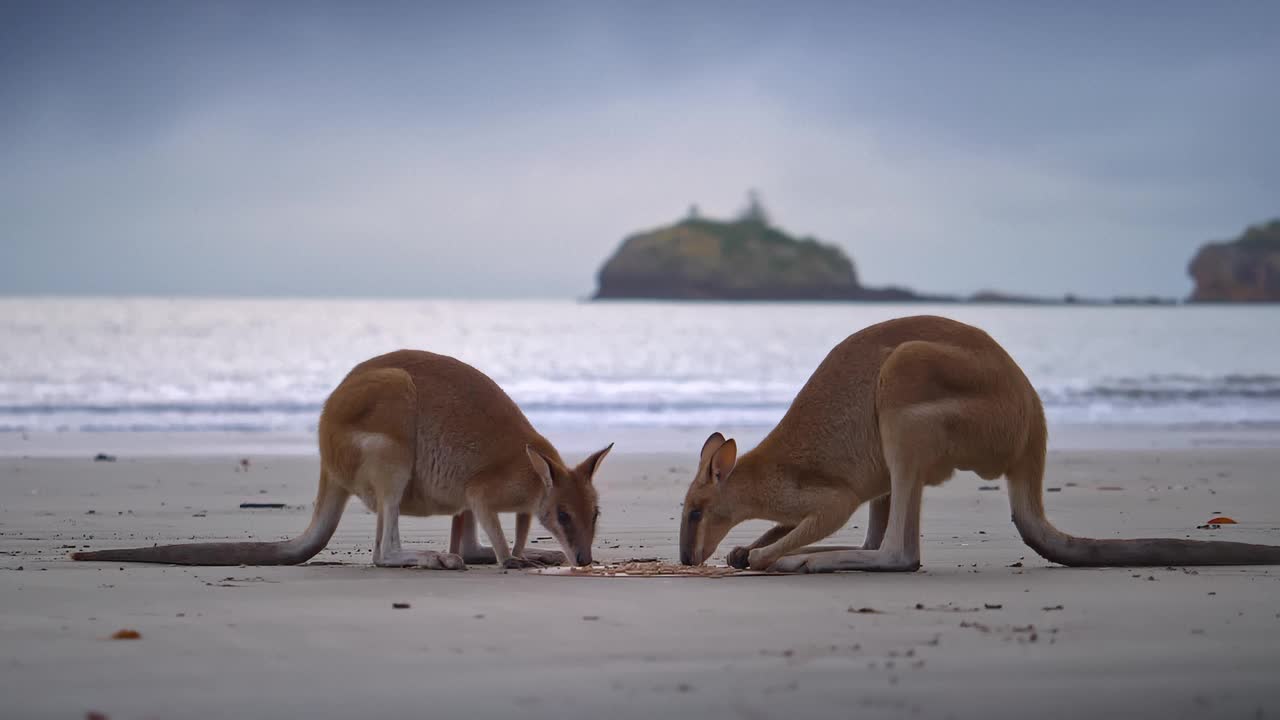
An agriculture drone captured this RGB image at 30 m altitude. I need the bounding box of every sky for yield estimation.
[2,1,1277,300]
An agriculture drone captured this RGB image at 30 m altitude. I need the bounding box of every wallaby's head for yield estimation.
[526,443,612,566]
[679,432,738,565]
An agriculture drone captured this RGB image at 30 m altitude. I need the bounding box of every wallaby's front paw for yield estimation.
[416,551,467,571]
[502,556,542,570]
[727,546,751,569]
[522,548,566,566]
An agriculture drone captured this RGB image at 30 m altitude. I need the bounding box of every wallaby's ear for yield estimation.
[526,445,554,490]
[577,443,614,483]
[700,432,726,466]
[710,438,737,484]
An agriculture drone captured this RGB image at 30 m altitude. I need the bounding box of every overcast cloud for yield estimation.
[2,1,1277,299]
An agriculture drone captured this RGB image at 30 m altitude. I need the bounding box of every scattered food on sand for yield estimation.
[93,454,116,462]
[239,502,285,509]
[557,561,745,577]
[109,629,140,640]
[848,607,881,614]
[392,602,410,609]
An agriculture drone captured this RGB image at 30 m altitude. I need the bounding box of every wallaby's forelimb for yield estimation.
[862,495,890,550]
[472,504,527,568]
[449,513,465,556]
[727,524,792,568]
[450,510,565,565]
[513,513,531,556]
[749,509,854,571]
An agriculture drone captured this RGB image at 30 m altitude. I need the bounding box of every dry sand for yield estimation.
[2,448,1279,719]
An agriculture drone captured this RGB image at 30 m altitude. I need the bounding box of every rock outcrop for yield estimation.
[1188,220,1280,303]
[593,216,928,301]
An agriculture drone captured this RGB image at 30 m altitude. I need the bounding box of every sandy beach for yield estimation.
[2,442,1278,720]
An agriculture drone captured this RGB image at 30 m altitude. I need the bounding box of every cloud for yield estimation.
[2,2,1277,299]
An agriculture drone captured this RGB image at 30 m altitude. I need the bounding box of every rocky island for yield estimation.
[592,193,1251,305]
[593,197,931,301]
[1187,219,1280,302]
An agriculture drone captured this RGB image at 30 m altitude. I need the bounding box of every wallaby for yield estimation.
[73,350,611,569]
[679,315,1280,573]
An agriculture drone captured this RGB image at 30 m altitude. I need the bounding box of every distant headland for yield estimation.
[1187,219,1280,303]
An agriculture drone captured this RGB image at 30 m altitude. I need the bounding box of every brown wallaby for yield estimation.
[73,350,611,569]
[679,315,1280,573]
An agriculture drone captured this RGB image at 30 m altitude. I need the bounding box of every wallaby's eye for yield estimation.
[557,509,571,526]
[688,509,703,523]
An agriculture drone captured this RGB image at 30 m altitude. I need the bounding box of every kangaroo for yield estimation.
[73,350,611,569]
[679,315,1280,573]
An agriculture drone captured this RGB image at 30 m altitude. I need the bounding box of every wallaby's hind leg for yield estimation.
[368,459,464,570]
[771,470,924,573]
[450,511,566,566]
[771,409,938,573]
[375,500,465,570]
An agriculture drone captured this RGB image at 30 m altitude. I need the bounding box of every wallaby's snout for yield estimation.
[575,550,592,566]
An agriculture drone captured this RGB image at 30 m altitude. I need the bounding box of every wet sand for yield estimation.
[1,448,1278,719]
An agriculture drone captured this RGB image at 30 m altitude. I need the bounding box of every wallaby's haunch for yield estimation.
[74,350,611,569]
[680,315,1280,573]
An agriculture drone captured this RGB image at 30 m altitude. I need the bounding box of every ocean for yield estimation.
[2,298,1278,452]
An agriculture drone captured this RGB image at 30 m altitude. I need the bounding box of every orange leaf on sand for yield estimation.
[109,629,141,640]
[1206,516,1237,524]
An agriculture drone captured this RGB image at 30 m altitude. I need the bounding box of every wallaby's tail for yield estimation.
[72,469,349,566]
[1007,435,1280,567]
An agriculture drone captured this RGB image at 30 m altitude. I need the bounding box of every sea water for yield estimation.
[2,298,1278,447]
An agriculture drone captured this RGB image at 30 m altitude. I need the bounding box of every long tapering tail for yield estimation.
[1006,439,1280,567]
[72,469,349,566]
